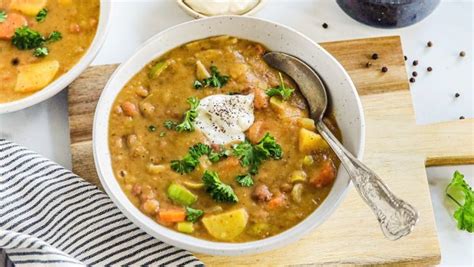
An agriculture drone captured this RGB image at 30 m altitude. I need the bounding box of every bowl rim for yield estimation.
[93,15,365,256]
[0,0,112,114]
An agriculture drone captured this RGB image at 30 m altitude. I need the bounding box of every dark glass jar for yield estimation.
[336,0,441,28]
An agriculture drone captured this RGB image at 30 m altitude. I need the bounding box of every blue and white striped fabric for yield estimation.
[0,139,203,266]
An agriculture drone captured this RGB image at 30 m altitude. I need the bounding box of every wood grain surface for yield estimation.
[67,36,474,266]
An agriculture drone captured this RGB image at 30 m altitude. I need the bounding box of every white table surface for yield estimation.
[0,0,472,265]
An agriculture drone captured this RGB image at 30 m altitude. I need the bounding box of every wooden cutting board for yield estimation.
[68,36,474,266]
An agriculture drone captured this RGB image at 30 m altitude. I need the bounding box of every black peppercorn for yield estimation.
[412,71,418,77]
[404,55,407,61]
[460,51,466,57]
[410,77,416,83]
[372,53,379,60]
[427,41,433,47]
[413,60,419,66]
[322,23,328,29]
[11,58,20,66]
[381,66,388,72]
[427,66,433,72]
[459,116,465,120]
[455,93,460,98]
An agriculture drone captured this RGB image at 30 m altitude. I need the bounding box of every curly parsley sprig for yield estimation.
[266,72,294,101]
[202,170,238,203]
[446,171,473,233]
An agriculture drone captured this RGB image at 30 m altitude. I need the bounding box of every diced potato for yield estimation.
[10,0,47,16]
[195,60,210,80]
[269,96,304,118]
[202,208,249,241]
[177,222,194,234]
[302,155,314,166]
[297,118,316,131]
[289,170,307,183]
[291,183,303,203]
[298,128,329,153]
[15,60,60,93]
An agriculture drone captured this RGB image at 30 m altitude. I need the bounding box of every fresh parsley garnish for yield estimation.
[148,125,157,132]
[170,143,226,174]
[236,174,254,187]
[194,66,229,89]
[233,132,282,175]
[446,171,473,233]
[36,8,48,22]
[11,27,62,57]
[0,10,7,23]
[33,47,48,57]
[175,97,199,132]
[266,72,295,101]
[185,206,204,223]
[164,120,177,130]
[202,170,238,203]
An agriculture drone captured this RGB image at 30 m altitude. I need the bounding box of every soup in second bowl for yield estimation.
[0,0,100,103]
[108,36,341,242]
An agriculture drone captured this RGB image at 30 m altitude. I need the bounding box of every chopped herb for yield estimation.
[193,80,203,89]
[0,10,7,23]
[236,174,254,187]
[159,131,166,137]
[208,148,230,163]
[185,207,204,223]
[164,120,177,130]
[175,97,199,132]
[202,170,238,203]
[36,8,48,22]
[12,26,45,50]
[266,72,294,101]
[148,125,157,132]
[194,65,229,89]
[233,132,282,175]
[47,31,62,42]
[446,171,473,233]
[171,143,226,174]
[33,47,48,57]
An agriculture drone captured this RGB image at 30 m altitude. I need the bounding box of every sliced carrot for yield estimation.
[247,120,264,143]
[267,194,286,209]
[0,13,28,40]
[158,208,186,223]
[310,161,336,188]
[253,86,268,109]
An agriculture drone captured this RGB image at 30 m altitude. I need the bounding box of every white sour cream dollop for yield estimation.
[184,0,259,16]
[195,94,255,145]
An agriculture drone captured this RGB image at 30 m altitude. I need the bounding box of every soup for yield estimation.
[108,36,341,242]
[0,0,100,103]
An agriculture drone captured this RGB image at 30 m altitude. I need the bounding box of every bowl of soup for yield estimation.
[93,16,365,255]
[0,0,111,114]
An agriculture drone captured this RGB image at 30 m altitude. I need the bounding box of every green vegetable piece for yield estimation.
[177,222,194,234]
[236,174,254,187]
[148,60,170,79]
[202,170,238,203]
[159,131,166,137]
[193,80,203,89]
[0,10,7,23]
[186,206,204,223]
[446,171,473,233]
[194,65,229,89]
[164,120,177,130]
[175,97,199,132]
[170,143,226,174]
[47,31,62,42]
[167,183,198,206]
[33,47,48,57]
[12,26,45,50]
[266,72,294,101]
[36,8,48,23]
[148,125,156,132]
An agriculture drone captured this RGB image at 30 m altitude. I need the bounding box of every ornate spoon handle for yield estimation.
[317,121,419,240]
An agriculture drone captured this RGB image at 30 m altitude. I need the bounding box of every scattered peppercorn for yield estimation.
[427,66,433,72]
[459,51,466,57]
[381,66,388,72]
[413,60,419,66]
[459,116,465,120]
[427,41,433,47]
[410,77,416,83]
[372,53,379,60]
[366,62,372,68]
[404,55,407,61]
[455,93,460,98]
[322,23,328,29]
[11,58,19,66]
[412,71,418,77]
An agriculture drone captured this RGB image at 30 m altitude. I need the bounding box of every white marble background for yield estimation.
[0,0,473,265]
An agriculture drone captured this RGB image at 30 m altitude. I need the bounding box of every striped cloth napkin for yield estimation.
[0,139,203,266]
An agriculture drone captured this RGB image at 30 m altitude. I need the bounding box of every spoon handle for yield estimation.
[317,121,419,240]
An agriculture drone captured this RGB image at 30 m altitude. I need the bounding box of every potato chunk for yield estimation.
[298,128,329,153]
[10,0,48,16]
[15,60,60,93]
[202,208,248,241]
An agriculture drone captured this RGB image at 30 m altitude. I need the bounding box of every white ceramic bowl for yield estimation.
[0,0,111,114]
[176,0,267,19]
[93,16,365,256]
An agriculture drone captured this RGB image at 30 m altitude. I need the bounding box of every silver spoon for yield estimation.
[263,52,419,240]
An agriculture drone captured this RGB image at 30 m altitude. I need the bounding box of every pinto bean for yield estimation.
[253,87,268,109]
[121,101,138,117]
[126,134,138,147]
[139,102,155,117]
[135,86,149,97]
[252,184,273,202]
[247,121,264,143]
[142,199,160,215]
[69,23,81,33]
[131,184,142,196]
